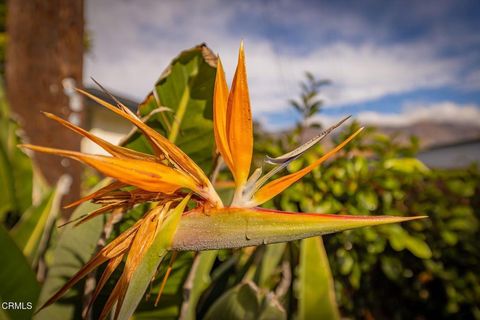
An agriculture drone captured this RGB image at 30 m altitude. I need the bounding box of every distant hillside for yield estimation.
[294,121,480,149]
[375,121,480,148]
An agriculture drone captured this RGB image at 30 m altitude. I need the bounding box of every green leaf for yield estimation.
[181,250,217,320]
[132,252,194,320]
[356,190,378,211]
[380,256,403,281]
[404,236,432,259]
[0,88,33,220]
[0,139,15,217]
[298,237,340,320]
[10,189,55,260]
[257,243,286,288]
[35,201,105,320]
[446,179,475,197]
[384,158,429,174]
[384,225,432,259]
[0,225,40,320]
[204,282,285,320]
[117,195,191,320]
[123,44,217,173]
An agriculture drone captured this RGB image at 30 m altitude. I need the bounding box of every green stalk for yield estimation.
[168,84,190,143]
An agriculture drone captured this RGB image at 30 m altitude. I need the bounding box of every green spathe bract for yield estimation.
[171,207,424,251]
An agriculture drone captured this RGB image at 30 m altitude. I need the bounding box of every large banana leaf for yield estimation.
[122,44,217,173]
[0,225,40,320]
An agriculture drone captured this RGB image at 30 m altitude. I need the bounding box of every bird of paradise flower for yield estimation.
[21,42,425,320]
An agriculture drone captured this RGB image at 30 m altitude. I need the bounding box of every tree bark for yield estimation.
[6,0,84,216]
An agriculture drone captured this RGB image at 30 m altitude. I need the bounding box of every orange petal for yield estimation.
[99,275,128,320]
[154,251,177,306]
[64,180,126,209]
[78,89,211,187]
[21,144,198,194]
[58,202,125,228]
[36,224,139,313]
[226,42,253,186]
[213,58,234,173]
[73,203,125,226]
[110,208,160,320]
[84,253,124,318]
[42,112,158,162]
[252,128,363,205]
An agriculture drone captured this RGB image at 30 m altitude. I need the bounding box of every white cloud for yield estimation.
[85,0,475,126]
[264,42,462,110]
[308,44,461,106]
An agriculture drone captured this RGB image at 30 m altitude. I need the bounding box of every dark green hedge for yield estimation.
[258,122,480,319]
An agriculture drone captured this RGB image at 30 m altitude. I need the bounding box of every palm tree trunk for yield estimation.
[6,0,84,217]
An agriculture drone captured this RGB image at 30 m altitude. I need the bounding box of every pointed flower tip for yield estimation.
[400,215,428,221]
[239,41,245,60]
[216,56,224,70]
[17,144,36,156]
[41,111,59,119]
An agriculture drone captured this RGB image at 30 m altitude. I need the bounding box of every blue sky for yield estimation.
[85,0,480,130]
